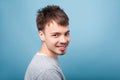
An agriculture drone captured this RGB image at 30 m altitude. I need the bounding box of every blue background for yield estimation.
[1,0,120,80]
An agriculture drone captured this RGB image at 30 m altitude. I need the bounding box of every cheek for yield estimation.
[51,39,58,45]
[46,38,58,45]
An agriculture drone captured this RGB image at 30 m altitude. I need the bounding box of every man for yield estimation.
[24,5,70,80]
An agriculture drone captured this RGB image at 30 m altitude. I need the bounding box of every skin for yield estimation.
[39,20,70,58]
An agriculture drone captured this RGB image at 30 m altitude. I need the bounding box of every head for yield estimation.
[36,5,70,58]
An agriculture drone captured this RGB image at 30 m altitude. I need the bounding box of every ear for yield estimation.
[39,31,45,41]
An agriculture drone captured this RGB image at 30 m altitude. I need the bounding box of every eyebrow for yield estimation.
[51,30,70,34]
[66,30,70,33]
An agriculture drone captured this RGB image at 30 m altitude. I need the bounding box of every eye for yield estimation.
[52,34,58,37]
[65,32,70,36]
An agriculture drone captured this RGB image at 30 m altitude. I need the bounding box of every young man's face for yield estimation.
[40,21,70,57]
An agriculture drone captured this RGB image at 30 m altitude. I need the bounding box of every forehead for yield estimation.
[45,21,69,33]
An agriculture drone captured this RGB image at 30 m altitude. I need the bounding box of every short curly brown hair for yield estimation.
[36,5,69,31]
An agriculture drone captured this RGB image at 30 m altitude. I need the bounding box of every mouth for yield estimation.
[56,45,67,51]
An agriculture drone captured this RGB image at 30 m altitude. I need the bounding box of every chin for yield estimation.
[58,52,66,55]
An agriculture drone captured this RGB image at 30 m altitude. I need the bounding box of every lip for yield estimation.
[57,46,67,51]
[59,47,66,51]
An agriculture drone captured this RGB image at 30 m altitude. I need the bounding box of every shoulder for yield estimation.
[26,55,55,72]
[25,55,59,75]
[37,69,64,80]
[30,54,58,69]
[25,54,64,80]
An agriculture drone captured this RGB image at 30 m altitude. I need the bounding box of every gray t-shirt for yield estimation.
[24,53,65,80]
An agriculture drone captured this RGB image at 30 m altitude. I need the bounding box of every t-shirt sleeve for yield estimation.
[37,69,63,80]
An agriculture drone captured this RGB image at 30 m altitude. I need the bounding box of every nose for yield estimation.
[60,36,67,43]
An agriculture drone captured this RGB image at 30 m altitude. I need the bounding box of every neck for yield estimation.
[39,44,58,59]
